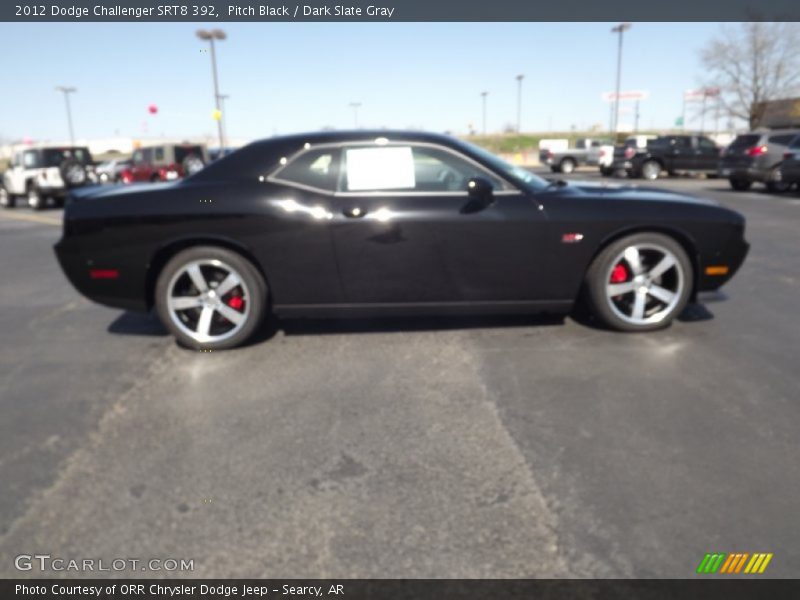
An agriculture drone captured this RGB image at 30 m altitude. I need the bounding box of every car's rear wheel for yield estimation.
[559,158,576,174]
[155,246,268,350]
[599,166,613,177]
[641,160,662,180]
[765,167,790,193]
[585,233,693,332]
[0,187,15,209]
[729,178,752,191]
[28,185,46,210]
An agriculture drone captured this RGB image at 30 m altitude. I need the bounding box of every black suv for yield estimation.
[620,135,721,180]
[719,129,800,192]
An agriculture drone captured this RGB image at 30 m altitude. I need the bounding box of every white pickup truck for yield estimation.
[539,137,615,174]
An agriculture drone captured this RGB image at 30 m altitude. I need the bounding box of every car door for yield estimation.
[330,141,548,305]
[694,136,720,170]
[666,136,693,170]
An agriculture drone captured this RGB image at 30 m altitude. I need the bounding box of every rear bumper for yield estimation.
[54,237,149,312]
[718,161,767,182]
[779,161,800,183]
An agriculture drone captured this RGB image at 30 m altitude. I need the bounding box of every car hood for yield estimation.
[565,181,719,207]
[68,182,175,201]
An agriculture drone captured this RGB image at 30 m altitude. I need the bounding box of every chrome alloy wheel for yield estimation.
[604,243,684,326]
[166,259,251,344]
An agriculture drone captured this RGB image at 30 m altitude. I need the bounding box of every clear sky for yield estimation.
[0,22,726,143]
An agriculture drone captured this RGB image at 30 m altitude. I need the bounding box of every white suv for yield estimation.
[0,146,96,210]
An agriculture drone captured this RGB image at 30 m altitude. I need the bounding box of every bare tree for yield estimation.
[700,23,800,127]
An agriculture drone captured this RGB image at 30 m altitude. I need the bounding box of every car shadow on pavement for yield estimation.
[107,311,168,337]
[275,313,566,338]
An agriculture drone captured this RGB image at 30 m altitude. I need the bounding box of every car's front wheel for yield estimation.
[584,233,693,332]
[155,246,268,350]
[28,185,46,210]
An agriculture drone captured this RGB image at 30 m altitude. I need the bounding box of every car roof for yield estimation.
[249,130,456,148]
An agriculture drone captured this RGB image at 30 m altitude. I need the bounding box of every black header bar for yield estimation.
[3,0,799,22]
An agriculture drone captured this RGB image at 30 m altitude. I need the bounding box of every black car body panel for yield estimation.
[54,131,749,318]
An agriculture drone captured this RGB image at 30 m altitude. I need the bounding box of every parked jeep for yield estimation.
[119,143,208,183]
[0,146,96,210]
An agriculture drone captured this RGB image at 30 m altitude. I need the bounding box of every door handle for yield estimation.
[343,207,367,218]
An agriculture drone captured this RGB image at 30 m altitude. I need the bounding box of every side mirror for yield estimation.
[461,177,495,214]
[467,177,494,204]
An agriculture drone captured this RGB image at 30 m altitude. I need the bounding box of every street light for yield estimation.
[515,75,524,133]
[349,102,362,128]
[55,86,77,145]
[219,93,230,149]
[480,91,488,135]
[196,28,226,151]
[610,22,631,136]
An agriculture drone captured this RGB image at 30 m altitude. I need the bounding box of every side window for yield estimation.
[341,144,507,193]
[11,153,21,167]
[154,147,165,161]
[132,150,144,164]
[343,146,416,192]
[23,151,39,168]
[273,147,341,192]
[410,146,506,192]
[698,137,717,149]
[768,134,795,146]
[141,148,153,162]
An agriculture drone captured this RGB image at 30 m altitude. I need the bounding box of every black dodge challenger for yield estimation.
[55,131,749,350]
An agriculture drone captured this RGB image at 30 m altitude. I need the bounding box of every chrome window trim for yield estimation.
[266,140,524,197]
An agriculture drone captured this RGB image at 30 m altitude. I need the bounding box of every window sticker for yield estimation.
[345,146,416,191]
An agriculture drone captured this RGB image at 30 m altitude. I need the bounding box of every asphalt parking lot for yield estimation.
[0,172,798,578]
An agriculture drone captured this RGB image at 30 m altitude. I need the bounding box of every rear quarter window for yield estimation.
[767,134,796,146]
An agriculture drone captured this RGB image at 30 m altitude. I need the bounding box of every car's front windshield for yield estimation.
[459,140,550,192]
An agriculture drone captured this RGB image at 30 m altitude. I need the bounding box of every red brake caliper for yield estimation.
[610,263,628,283]
[227,295,244,310]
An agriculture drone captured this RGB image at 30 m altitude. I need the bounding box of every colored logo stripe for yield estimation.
[698,552,773,574]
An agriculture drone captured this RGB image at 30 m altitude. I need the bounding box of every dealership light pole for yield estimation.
[55,86,77,145]
[481,91,488,135]
[610,22,631,136]
[515,74,524,133]
[196,28,226,151]
[219,94,230,149]
[349,102,362,128]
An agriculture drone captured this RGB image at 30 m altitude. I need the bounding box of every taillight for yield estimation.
[624,146,635,159]
[747,145,768,157]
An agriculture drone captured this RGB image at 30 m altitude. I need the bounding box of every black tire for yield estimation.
[550,166,561,173]
[641,160,662,180]
[559,158,576,174]
[182,154,206,176]
[27,184,46,211]
[0,186,15,209]
[155,246,268,350]
[600,166,613,177]
[584,232,693,332]
[729,178,752,191]
[765,167,790,193]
